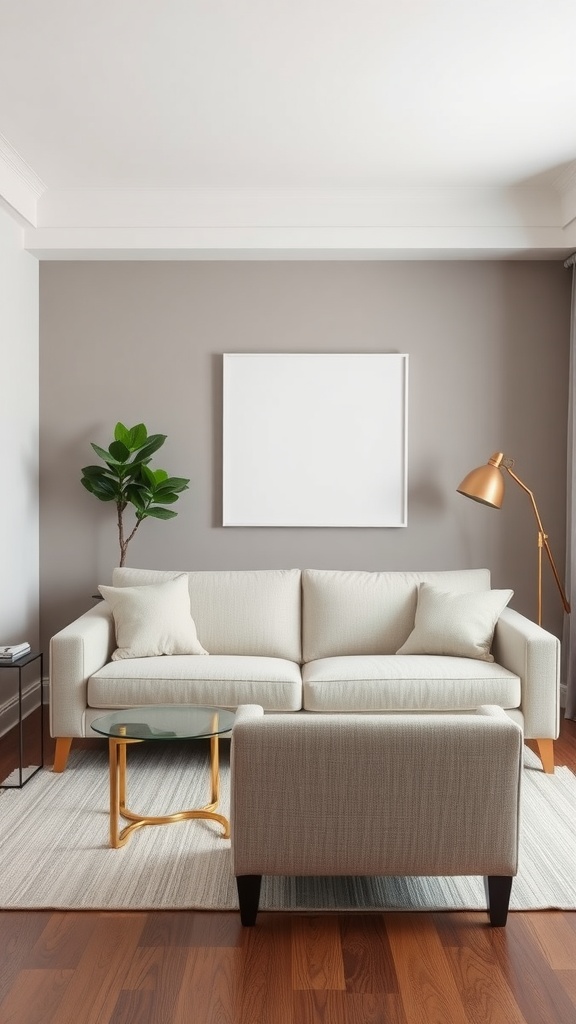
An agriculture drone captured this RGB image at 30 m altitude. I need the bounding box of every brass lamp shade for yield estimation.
[457,452,505,508]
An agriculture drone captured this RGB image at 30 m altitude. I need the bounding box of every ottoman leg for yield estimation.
[484,875,513,926]
[237,875,262,926]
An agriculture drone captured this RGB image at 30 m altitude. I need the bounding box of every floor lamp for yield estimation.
[457,452,571,627]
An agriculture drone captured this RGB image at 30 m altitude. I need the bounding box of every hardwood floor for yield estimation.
[0,712,575,1024]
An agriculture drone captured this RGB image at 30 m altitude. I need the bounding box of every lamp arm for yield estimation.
[505,466,571,615]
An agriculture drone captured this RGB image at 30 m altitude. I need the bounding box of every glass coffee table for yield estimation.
[91,705,235,849]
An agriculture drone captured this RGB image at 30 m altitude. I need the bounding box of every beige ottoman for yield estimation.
[230,705,523,926]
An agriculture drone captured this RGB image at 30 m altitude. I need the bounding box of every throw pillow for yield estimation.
[98,573,209,661]
[395,583,513,662]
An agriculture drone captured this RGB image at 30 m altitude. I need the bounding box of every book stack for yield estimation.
[0,643,31,662]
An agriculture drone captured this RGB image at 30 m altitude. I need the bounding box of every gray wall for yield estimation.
[40,260,571,655]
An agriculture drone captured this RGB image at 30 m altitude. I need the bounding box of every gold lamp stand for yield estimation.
[457,452,570,626]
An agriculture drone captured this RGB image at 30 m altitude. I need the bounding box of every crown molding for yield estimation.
[36,184,561,229]
[0,179,568,259]
[23,221,576,261]
[0,135,45,226]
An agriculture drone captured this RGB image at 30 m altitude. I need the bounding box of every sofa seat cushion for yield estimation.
[302,655,521,712]
[88,655,303,712]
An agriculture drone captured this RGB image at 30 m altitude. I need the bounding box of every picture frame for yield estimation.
[222,352,408,527]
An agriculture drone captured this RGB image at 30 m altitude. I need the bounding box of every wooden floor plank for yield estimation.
[236,914,293,1024]
[0,911,57,1003]
[491,913,576,1024]
[138,910,242,948]
[46,914,146,1024]
[555,971,576,1009]
[292,915,346,992]
[444,941,529,1024]
[522,911,576,971]
[0,968,73,1024]
[24,911,101,969]
[173,948,240,1024]
[293,989,406,1024]
[386,913,471,1024]
[340,914,399,994]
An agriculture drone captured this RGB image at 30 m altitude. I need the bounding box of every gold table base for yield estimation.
[108,732,230,849]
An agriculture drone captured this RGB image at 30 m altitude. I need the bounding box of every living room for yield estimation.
[1,3,576,1022]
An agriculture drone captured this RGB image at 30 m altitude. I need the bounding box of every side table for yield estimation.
[0,650,44,787]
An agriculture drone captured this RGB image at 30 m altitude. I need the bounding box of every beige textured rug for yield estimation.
[0,742,574,911]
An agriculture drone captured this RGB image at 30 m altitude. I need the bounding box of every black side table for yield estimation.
[0,650,44,787]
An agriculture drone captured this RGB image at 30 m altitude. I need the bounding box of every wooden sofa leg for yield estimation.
[484,876,513,927]
[53,737,73,773]
[535,739,555,774]
[236,875,262,926]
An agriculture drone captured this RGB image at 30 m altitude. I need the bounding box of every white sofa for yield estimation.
[49,566,561,772]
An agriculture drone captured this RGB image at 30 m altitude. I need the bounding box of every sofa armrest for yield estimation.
[49,604,115,738]
[491,606,560,739]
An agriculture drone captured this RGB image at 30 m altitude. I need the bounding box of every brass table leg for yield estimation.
[108,734,230,849]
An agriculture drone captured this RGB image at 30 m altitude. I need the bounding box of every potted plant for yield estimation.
[81,421,190,567]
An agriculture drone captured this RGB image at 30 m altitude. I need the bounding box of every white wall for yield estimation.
[0,205,39,646]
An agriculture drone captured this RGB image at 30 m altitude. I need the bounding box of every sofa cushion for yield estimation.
[88,654,303,712]
[395,583,513,662]
[98,574,209,660]
[302,655,521,712]
[301,568,491,662]
[112,567,301,661]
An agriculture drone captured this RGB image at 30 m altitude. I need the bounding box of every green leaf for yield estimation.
[155,476,190,493]
[128,423,148,449]
[142,507,178,520]
[140,465,156,488]
[91,442,122,466]
[152,492,178,503]
[152,468,168,484]
[81,464,112,479]
[81,478,117,501]
[114,422,130,445]
[108,440,130,463]
[125,484,147,511]
[134,434,167,463]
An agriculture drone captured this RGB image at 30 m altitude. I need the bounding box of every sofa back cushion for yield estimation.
[301,568,492,662]
[111,567,301,661]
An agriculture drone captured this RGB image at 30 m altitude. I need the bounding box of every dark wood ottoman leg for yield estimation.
[236,875,262,926]
[485,875,513,926]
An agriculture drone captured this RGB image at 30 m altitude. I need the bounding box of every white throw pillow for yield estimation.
[395,583,513,662]
[98,574,209,661]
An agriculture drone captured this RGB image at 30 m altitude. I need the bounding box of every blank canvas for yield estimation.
[222,353,408,527]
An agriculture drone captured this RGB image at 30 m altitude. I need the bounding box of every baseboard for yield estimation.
[0,676,48,738]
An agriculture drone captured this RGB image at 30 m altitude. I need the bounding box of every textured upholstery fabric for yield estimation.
[231,705,522,878]
[302,654,521,712]
[493,607,561,738]
[112,567,301,661]
[48,567,559,744]
[396,583,513,661]
[88,654,302,711]
[99,574,208,660]
[301,568,491,662]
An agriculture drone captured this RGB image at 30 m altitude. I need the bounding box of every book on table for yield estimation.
[0,643,31,661]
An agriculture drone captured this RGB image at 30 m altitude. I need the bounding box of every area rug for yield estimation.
[0,742,574,912]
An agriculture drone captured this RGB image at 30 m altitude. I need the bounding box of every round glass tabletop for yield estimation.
[91,705,236,741]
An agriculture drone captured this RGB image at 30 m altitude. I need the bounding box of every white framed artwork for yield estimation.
[222,353,408,527]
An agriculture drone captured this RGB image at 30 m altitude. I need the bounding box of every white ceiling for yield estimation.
[1,0,576,259]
